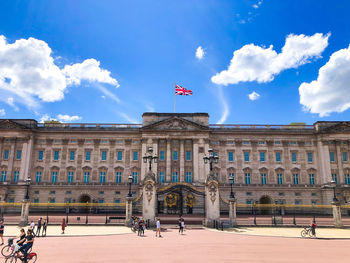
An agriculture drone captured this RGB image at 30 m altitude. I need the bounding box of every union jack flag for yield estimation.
[175,84,192,95]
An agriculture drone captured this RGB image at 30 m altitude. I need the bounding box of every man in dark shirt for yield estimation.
[36,218,42,237]
[19,229,35,263]
[0,220,4,245]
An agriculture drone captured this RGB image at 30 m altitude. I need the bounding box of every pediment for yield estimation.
[142,116,209,131]
[0,120,28,130]
[323,122,350,133]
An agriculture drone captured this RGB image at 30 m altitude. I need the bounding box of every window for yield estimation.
[244,152,250,162]
[69,151,75,161]
[172,172,178,182]
[293,173,299,185]
[68,171,74,183]
[290,141,296,145]
[275,152,281,162]
[279,192,284,196]
[245,173,251,185]
[36,171,42,183]
[0,171,7,182]
[16,150,22,160]
[343,152,348,162]
[345,174,350,185]
[66,191,72,195]
[277,173,283,185]
[307,153,313,163]
[173,151,178,161]
[246,192,252,196]
[84,172,90,183]
[309,174,315,185]
[258,141,265,145]
[295,200,301,205]
[291,152,297,162]
[311,200,317,205]
[158,172,165,184]
[38,150,43,161]
[3,150,9,160]
[332,173,338,184]
[228,152,234,162]
[115,199,121,204]
[51,190,56,195]
[34,199,39,203]
[13,171,19,183]
[50,198,55,203]
[229,173,235,184]
[330,152,335,162]
[311,193,317,196]
[100,172,106,184]
[186,151,191,161]
[116,172,122,184]
[51,171,58,183]
[132,172,138,184]
[65,198,72,203]
[306,141,312,145]
[9,199,14,203]
[275,141,281,145]
[260,152,265,162]
[246,200,252,205]
[99,191,104,195]
[133,151,138,161]
[261,173,267,185]
[117,151,123,161]
[85,151,91,161]
[115,191,120,195]
[54,151,59,161]
[101,151,107,161]
[243,141,249,145]
[295,193,300,196]
[185,172,192,183]
[159,151,165,161]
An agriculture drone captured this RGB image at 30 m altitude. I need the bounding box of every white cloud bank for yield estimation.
[211,33,330,85]
[39,114,82,123]
[0,35,119,108]
[195,46,205,60]
[0,109,5,116]
[248,91,260,101]
[299,44,350,117]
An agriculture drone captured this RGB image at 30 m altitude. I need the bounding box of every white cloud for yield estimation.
[299,44,350,117]
[101,95,106,99]
[0,35,119,109]
[57,114,82,122]
[211,33,330,85]
[118,112,138,124]
[39,114,52,123]
[216,86,229,124]
[6,97,19,111]
[248,91,260,101]
[195,46,205,60]
[253,4,259,9]
[0,108,5,116]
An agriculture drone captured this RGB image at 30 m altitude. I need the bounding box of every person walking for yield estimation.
[178,217,183,234]
[19,229,35,263]
[61,218,66,234]
[36,218,42,237]
[0,219,4,245]
[310,220,317,238]
[42,219,47,237]
[180,218,185,235]
[29,221,35,235]
[156,218,162,238]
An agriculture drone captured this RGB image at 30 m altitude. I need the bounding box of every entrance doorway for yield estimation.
[259,195,272,215]
[79,194,91,203]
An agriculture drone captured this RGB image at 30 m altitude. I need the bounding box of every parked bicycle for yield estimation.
[300,227,313,238]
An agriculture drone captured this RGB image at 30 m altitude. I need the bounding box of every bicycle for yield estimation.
[1,238,32,258]
[5,249,37,263]
[300,227,313,238]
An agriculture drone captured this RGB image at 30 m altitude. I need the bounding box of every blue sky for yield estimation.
[1,0,350,124]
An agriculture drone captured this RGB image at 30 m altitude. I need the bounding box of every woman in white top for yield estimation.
[156,218,162,237]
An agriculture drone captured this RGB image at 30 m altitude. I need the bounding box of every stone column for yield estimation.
[166,139,171,182]
[205,174,220,227]
[125,196,133,226]
[332,201,343,228]
[19,200,30,227]
[229,198,237,227]
[193,140,199,183]
[19,136,34,182]
[142,171,157,226]
[152,139,158,175]
[180,140,185,182]
[140,139,147,181]
[336,141,344,184]
[7,138,16,182]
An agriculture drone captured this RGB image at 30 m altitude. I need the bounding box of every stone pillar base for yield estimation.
[19,200,30,227]
[332,202,343,228]
[125,197,133,226]
[229,198,237,227]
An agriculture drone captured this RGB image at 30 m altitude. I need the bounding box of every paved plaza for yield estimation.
[2,226,350,262]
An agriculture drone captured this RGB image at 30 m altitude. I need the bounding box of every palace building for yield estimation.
[0,112,350,215]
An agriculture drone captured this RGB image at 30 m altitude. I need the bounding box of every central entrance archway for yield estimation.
[79,194,91,204]
[259,195,272,215]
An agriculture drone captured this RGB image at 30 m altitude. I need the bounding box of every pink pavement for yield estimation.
[9,228,350,263]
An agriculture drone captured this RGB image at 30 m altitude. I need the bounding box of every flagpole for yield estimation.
[174,82,176,113]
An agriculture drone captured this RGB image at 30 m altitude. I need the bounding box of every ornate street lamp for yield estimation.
[127,175,133,197]
[24,177,31,200]
[143,147,158,171]
[229,174,234,199]
[330,180,338,203]
[203,148,219,172]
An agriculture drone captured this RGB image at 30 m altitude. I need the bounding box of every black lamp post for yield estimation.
[229,174,234,199]
[203,148,219,172]
[24,177,31,200]
[143,147,158,171]
[127,175,133,197]
[330,180,338,203]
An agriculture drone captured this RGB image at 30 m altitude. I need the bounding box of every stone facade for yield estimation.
[1,113,350,214]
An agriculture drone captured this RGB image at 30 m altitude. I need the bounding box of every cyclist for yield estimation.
[17,228,26,247]
[19,229,35,263]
